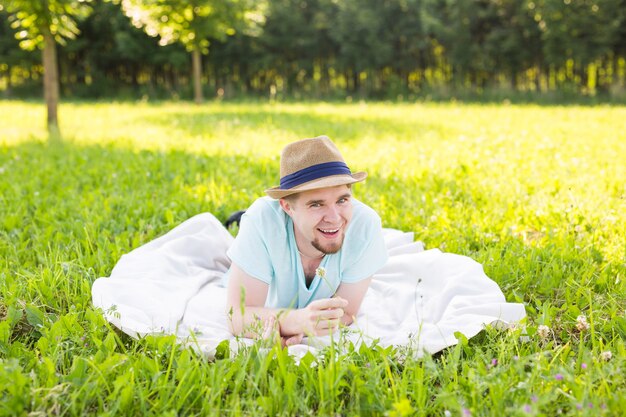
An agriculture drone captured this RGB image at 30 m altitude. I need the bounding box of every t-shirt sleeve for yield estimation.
[341,210,388,283]
[226,208,274,285]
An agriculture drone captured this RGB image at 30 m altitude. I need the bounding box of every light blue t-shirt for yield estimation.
[226,197,388,309]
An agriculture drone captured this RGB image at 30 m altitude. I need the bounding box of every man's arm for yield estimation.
[333,277,372,326]
[225,263,347,338]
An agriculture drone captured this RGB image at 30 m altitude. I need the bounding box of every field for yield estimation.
[0,100,625,416]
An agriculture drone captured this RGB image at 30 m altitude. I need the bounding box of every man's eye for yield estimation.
[310,203,321,208]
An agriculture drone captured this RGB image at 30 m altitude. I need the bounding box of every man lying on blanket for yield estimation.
[226,136,388,346]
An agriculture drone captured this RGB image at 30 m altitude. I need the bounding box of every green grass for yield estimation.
[0,100,625,416]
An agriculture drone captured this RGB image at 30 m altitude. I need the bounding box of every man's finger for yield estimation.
[316,307,344,320]
[284,333,304,346]
[262,316,273,336]
[314,323,340,336]
[310,297,348,310]
[315,318,340,330]
[262,316,277,341]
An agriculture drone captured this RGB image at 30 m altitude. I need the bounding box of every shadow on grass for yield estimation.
[138,106,458,146]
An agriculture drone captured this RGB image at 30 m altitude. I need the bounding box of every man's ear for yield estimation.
[279,198,293,217]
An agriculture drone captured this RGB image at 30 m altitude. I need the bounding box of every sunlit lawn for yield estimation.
[0,100,625,416]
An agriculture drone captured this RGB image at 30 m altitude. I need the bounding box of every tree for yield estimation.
[260,0,334,97]
[121,0,262,103]
[0,0,91,135]
[479,0,542,90]
[534,0,624,90]
[62,0,189,98]
[329,0,393,95]
[0,10,38,97]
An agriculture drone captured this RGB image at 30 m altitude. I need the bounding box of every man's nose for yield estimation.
[323,205,341,222]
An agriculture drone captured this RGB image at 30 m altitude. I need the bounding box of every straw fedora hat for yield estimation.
[265,136,367,199]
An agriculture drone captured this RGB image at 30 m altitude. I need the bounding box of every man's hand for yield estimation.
[227,263,352,340]
[280,297,348,336]
[333,278,372,326]
[262,316,304,347]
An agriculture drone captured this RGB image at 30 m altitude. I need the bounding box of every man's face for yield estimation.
[280,185,353,255]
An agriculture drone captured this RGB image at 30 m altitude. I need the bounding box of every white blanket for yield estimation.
[92,213,526,358]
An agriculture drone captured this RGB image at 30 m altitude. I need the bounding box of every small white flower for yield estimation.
[600,351,612,362]
[576,315,590,332]
[537,325,551,340]
[316,267,326,279]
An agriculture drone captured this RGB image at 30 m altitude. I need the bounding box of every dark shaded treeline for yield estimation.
[2,0,626,100]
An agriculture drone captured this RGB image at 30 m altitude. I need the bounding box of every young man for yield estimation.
[226,136,388,346]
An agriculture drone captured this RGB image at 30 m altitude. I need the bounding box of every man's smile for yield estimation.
[317,225,342,237]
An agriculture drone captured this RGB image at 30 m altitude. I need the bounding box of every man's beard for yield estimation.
[311,233,345,255]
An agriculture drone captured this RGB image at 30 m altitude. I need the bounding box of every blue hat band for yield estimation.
[280,161,352,189]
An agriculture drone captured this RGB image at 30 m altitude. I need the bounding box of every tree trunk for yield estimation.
[321,60,330,96]
[242,60,252,93]
[537,64,543,92]
[192,48,203,104]
[4,65,12,98]
[42,29,60,136]
[612,54,623,88]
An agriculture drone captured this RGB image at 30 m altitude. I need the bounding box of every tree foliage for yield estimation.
[2,0,91,49]
[2,0,626,100]
[119,0,262,102]
[121,0,245,52]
